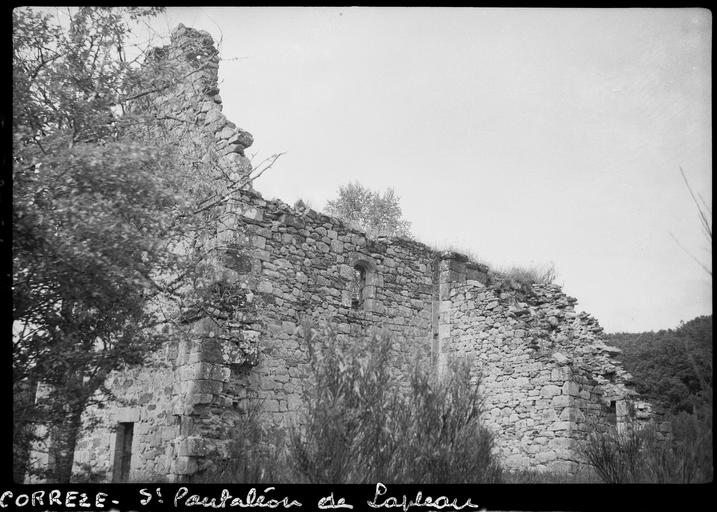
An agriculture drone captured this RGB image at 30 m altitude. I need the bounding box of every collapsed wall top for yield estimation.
[144,24,255,184]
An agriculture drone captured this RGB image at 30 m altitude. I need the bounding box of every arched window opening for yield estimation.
[352,263,367,309]
[347,254,378,312]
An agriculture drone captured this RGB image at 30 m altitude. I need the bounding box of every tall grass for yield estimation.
[496,262,557,286]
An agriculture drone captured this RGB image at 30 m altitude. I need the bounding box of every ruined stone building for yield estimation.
[29,25,657,482]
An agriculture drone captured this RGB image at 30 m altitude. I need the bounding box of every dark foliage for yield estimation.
[606,315,712,415]
[12,7,199,482]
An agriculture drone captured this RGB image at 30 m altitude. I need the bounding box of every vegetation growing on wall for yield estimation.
[496,262,558,287]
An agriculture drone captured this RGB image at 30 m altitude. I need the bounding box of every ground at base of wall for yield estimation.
[502,466,602,483]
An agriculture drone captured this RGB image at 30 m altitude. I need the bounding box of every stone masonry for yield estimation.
[30,25,657,482]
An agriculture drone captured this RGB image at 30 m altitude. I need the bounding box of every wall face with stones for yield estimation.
[438,259,646,473]
[135,23,255,192]
[53,25,656,483]
[70,350,179,482]
[214,188,437,428]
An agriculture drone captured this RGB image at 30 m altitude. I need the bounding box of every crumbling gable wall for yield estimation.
[438,256,644,473]
[62,24,261,483]
[140,24,254,183]
[62,25,655,483]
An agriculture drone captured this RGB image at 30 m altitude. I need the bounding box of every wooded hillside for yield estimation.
[606,315,712,415]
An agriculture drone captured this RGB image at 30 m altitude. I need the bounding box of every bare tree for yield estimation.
[669,167,712,277]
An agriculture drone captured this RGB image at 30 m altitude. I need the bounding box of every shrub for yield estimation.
[580,425,647,483]
[192,394,291,483]
[655,410,713,483]
[391,358,502,483]
[580,411,713,483]
[289,321,501,483]
[289,322,398,483]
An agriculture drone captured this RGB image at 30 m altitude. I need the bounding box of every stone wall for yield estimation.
[437,257,645,473]
[221,190,437,428]
[42,24,657,483]
[139,23,254,187]
[68,184,649,480]
[71,350,179,481]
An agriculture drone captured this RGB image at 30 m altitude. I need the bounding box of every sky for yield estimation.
[142,7,711,333]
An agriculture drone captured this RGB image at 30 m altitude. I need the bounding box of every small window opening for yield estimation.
[351,264,367,309]
[112,422,134,482]
[607,400,617,426]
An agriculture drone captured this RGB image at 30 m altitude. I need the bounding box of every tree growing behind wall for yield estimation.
[324,182,412,239]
